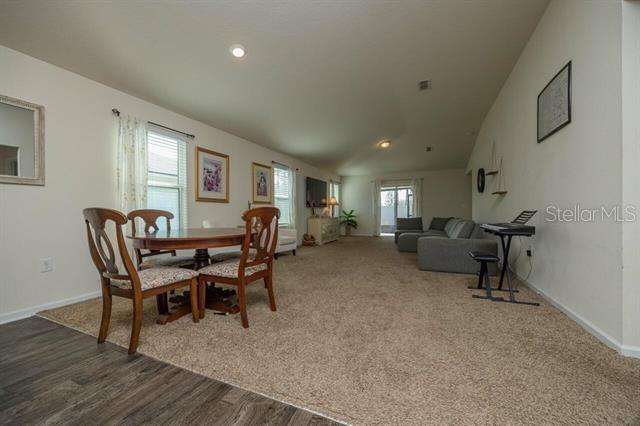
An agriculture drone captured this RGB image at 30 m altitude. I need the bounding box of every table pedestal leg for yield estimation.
[203,283,240,315]
[194,249,239,315]
[194,248,211,270]
[156,291,194,324]
[155,249,210,324]
[155,293,169,315]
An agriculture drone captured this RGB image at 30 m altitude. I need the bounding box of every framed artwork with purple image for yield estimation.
[196,146,229,203]
[252,162,272,204]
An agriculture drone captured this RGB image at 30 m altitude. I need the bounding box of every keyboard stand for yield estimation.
[497,233,511,290]
[481,228,540,307]
[499,260,539,306]
[467,270,519,293]
[471,258,504,302]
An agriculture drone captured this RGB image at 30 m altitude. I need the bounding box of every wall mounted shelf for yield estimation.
[492,157,507,195]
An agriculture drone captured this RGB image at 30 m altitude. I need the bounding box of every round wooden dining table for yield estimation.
[128,227,247,323]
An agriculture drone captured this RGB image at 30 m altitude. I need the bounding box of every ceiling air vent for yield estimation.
[418,80,432,91]
[426,146,433,152]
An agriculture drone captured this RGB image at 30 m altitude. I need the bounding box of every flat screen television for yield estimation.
[306,177,327,207]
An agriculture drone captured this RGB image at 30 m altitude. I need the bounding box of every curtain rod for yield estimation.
[371,177,424,183]
[112,108,195,139]
[271,160,300,172]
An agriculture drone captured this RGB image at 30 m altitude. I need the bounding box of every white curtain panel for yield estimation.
[372,179,382,236]
[411,177,423,218]
[289,168,297,229]
[117,115,148,214]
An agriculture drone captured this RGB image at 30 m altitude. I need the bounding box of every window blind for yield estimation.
[273,164,295,227]
[147,130,187,228]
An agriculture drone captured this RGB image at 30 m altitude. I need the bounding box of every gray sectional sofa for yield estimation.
[396,217,497,275]
[394,217,426,243]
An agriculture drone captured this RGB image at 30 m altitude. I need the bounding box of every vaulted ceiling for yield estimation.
[0,0,548,176]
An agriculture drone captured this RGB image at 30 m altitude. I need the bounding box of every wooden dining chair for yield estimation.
[83,207,200,354]
[198,207,280,328]
[127,209,196,270]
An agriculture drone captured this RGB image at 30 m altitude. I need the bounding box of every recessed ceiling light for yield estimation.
[378,140,392,149]
[230,44,246,58]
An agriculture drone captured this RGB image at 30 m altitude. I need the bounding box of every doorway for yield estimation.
[380,185,414,234]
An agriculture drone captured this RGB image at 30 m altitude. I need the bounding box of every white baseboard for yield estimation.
[621,345,640,358]
[0,290,101,325]
[519,275,639,359]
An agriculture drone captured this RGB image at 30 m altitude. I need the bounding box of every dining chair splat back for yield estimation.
[84,208,135,280]
[242,207,280,271]
[198,207,280,328]
[83,207,199,354]
[127,209,195,270]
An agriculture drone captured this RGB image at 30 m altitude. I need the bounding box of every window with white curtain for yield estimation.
[273,163,294,227]
[146,128,187,228]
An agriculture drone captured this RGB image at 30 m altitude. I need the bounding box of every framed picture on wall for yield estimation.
[196,146,229,203]
[537,61,572,143]
[251,162,272,204]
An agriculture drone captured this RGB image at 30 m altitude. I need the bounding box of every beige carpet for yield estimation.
[40,237,640,425]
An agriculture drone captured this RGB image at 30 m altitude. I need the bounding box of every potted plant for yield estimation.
[340,209,358,236]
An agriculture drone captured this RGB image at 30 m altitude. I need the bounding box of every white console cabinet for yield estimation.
[308,216,340,245]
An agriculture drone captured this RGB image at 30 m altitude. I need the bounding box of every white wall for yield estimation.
[341,169,471,236]
[621,0,640,353]
[0,102,35,176]
[467,0,624,345]
[0,46,338,320]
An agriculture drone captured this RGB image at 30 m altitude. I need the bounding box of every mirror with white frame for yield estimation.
[0,95,45,185]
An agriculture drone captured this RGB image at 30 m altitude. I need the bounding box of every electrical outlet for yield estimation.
[40,257,54,273]
[526,245,533,257]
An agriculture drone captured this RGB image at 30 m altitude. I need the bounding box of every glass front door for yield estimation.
[380,186,414,234]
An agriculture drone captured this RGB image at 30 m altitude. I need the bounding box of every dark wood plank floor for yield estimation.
[0,317,342,426]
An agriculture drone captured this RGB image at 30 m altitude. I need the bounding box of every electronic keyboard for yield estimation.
[481,223,535,236]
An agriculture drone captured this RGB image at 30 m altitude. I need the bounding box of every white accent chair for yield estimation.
[275,228,297,258]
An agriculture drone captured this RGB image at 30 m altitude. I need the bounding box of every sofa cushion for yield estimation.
[279,236,297,245]
[417,237,498,275]
[394,229,423,243]
[445,219,475,239]
[422,230,447,237]
[470,224,484,239]
[455,220,476,239]
[396,217,423,231]
[447,220,461,238]
[428,217,452,231]
[444,218,461,236]
[397,232,423,252]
